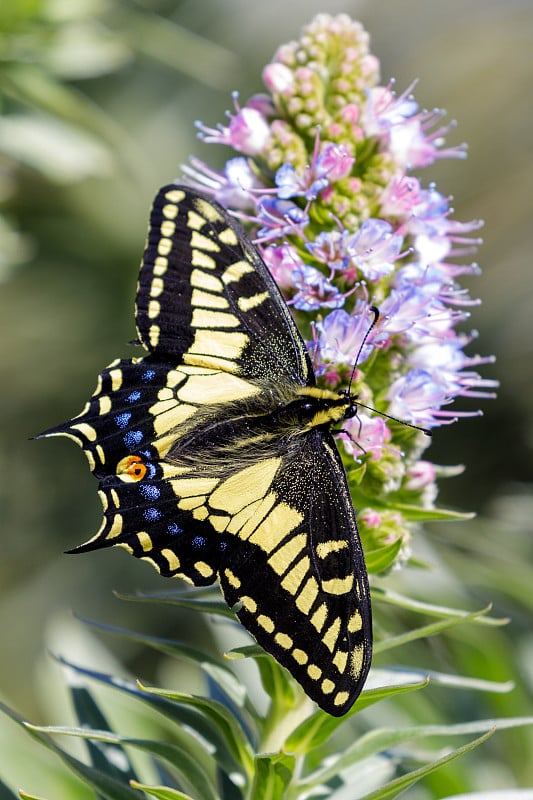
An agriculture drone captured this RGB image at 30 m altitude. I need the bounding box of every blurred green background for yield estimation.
[1,0,532,795]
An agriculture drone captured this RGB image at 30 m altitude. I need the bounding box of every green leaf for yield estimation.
[114,586,235,620]
[2,62,139,167]
[130,783,194,800]
[284,678,428,754]
[42,21,132,80]
[226,645,264,660]
[0,701,144,800]
[364,538,403,574]
[56,656,246,779]
[373,604,497,654]
[0,778,20,799]
[224,644,297,715]
[70,684,139,784]
[77,616,247,708]
[367,666,513,696]
[247,753,296,800]
[355,730,494,800]
[372,586,509,626]
[25,725,220,800]
[253,652,297,712]
[122,10,241,90]
[421,669,515,693]
[138,682,255,780]
[349,484,475,522]
[442,792,533,799]
[0,113,112,182]
[299,718,533,789]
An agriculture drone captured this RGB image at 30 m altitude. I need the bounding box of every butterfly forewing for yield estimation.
[137,185,312,384]
[41,184,372,715]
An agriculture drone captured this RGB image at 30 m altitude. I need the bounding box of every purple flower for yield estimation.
[386,369,453,427]
[262,62,294,94]
[291,265,344,311]
[379,174,424,219]
[404,460,436,492]
[363,85,467,169]
[262,244,302,290]
[314,305,375,368]
[346,219,404,281]
[340,413,391,460]
[306,229,352,271]
[196,104,270,156]
[256,196,308,241]
[315,142,355,182]
[182,156,263,210]
[275,163,328,201]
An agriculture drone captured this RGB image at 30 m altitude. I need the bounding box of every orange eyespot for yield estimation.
[117,454,147,482]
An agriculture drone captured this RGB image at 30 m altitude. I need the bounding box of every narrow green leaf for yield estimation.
[2,63,139,167]
[138,682,255,780]
[26,725,219,800]
[300,717,533,789]
[442,792,533,799]
[368,666,513,695]
[0,779,22,799]
[70,684,139,783]
[247,753,296,800]
[423,669,515,693]
[364,539,403,574]
[0,702,144,800]
[18,792,50,800]
[385,502,475,523]
[123,10,241,89]
[225,646,297,715]
[356,730,494,800]
[56,656,244,778]
[130,783,194,800]
[254,652,297,711]
[349,484,474,522]
[372,586,509,625]
[225,645,264,660]
[114,588,235,620]
[77,616,246,708]
[284,678,428,754]
[0,113,112,182]
[373,605,496,654]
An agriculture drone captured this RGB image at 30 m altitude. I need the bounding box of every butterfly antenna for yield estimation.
[345,305,432,438]
[355,400,432,437]
[347,305,380,395]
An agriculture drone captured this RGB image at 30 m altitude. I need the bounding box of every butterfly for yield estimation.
[41,185,372,716]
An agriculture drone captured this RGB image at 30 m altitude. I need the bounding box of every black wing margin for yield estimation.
[135,185,313,386]
[218,430,372,716]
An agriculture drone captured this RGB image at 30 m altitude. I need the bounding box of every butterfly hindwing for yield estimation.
[217,430,371,715]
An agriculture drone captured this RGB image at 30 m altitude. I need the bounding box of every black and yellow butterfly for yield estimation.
[42,185,372,716]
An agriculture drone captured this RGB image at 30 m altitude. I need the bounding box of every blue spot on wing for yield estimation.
[115,412,132,429]
[126,390,142,403]
[192,535,206,548]
[124,430,143,449]
[144,507,161,522]
[142,369,156,382]
[140,484,160,500]
[168,523,182,535]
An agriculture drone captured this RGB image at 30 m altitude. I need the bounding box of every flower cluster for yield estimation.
[183,13,496,564]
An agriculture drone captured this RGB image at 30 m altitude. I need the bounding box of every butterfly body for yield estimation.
[42,185,372,715]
